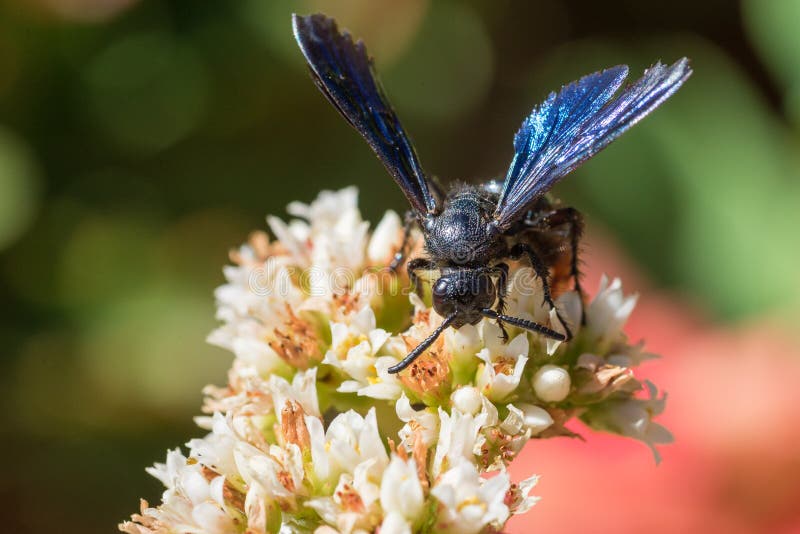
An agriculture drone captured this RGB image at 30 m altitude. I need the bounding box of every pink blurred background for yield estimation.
[508,236,800,533]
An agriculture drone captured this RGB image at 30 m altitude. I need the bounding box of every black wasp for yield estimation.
[293,14,691,374]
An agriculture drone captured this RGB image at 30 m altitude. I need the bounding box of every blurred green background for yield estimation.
[1,0,799,532]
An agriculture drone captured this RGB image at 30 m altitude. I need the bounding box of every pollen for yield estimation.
[492,356,516,376]
[457,496,487,512]
[281,400,311,449]
[335,333,368,360]
[268,305,321,369]
[336,483,366,513]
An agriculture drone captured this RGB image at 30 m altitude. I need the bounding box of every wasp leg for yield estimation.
[389,211,418,272]
[480,308,565,341]
[407,257,436,297]
[526,207,586,323]
[488,263,510,343]
[509,243,574,341]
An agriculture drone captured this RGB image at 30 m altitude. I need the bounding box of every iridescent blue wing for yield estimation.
[494,59,692,230]
[293,14,439,217]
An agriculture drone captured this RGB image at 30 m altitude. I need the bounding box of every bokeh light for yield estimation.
[0,128,40,251]
[83,30,209,153]
[743,0,800,123]
[383,1,493,121]
[241,0,428,67]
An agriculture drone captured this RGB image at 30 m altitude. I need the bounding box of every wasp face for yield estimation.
[431,269,496,328]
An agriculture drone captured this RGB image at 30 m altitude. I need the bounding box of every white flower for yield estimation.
[584,381,673,463]
[532,364,572,402]
[307,408,389,486]
[306,463,383,534]
[506,475,540,515]
[380,512,413,534]
[234,441,306,504]
[606,343,659,368]
[186,412,238,477]
[431,460,510,534]
[145,448,189,492]
[504,267,552,323]
[475,321,529,402]
[360,357,406,400]
[326,408,388,475]
[556,289,583,336]
[304,414,330,485]
[287,186,360,234]
[268,187,369,274]
[207,249,316,380]
[306,451,388,534]
[545,307,566,355]
[586,275,638,344]
[367,210,403,264]
[396,392,440,447]
[243,481,273,534]
[211,259,304,334]
[444,323,482,371]
[433,408,486,477]
[502,267,585,354]
[123,187,672,533]
[379,456,425,528]
[139,448,237,534]
[450,386,483,415]
[449,387,499,428]
[501,403,553,436]
[268,368,321,422]
[229,336,289,377]
[324,306,400,400]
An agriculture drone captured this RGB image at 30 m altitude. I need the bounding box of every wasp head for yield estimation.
[431,268,496,328]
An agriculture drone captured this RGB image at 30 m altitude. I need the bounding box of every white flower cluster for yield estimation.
[121,188,671,534]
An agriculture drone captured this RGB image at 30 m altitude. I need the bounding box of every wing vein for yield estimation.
[494,59,691,229]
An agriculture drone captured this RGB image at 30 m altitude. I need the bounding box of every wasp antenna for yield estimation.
[387,313,456,374]
[481,309,566,341]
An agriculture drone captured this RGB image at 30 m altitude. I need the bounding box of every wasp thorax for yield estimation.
[432,270,496,327]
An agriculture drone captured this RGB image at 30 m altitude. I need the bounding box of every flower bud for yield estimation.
[451,386,482,415]
[515,403,554,435]
[367,210,402,264]
[532,365,571,402]
[445,324,482,370]
[280,400,311,450]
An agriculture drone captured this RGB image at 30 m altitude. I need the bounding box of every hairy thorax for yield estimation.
[423,186,504,266]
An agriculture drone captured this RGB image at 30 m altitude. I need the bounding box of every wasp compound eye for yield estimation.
[432,277,456,316]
